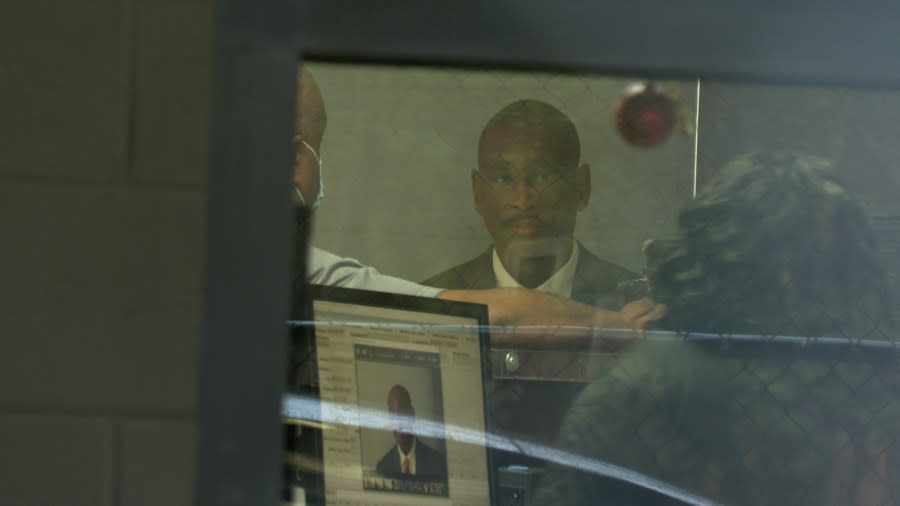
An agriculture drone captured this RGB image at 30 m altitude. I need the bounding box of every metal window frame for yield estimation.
[197,1,900,504]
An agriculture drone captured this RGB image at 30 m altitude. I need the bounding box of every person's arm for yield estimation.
[305,248,664,347]
[308,247,442,299]
[437,288,665,347]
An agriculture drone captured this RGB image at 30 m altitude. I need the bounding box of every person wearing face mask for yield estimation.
[293,68,665,344]
[293,68,442,299]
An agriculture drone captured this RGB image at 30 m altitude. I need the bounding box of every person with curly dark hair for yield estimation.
[533,152,897,506]
[647,151,889,338]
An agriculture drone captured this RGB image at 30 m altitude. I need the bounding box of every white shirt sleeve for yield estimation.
[307,247,443,298]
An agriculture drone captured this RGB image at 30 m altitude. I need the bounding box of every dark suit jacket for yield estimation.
[422,244,642,470]
[376,439,447,480]
[422,243,640,310]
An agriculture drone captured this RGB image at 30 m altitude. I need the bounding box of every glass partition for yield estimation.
[285,59,900,506]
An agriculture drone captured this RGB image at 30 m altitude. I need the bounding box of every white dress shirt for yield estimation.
[491,241,580,298]
[396,439,417,474]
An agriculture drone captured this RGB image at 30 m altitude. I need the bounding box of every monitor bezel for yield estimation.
[286,284,495,505]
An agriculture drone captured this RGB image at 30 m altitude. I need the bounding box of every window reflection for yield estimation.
[286,61,900,506]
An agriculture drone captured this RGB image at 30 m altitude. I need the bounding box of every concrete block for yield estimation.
[133,0,214,186]
[0,182,206,412]
[0,414,113,506]
[120,419,196,506]
[0,0,128,182]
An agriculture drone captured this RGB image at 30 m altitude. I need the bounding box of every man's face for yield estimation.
[388,395,415,447]
[473,119,590,255]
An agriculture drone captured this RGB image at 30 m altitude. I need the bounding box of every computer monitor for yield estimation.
[283,285,494,505]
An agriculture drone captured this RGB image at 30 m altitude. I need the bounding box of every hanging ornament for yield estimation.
[614,82,679,148]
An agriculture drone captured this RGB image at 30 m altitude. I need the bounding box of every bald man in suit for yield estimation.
[422,100,641,464]
[375,385,447,481]
[423,99,638,309]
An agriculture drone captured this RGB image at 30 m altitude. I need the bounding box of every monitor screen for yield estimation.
[288,286,493,505]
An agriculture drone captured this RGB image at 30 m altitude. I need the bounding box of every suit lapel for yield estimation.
[456,247,497,290]
[571,243,625,308]
[571,243,642,309]
[571,243,594,303]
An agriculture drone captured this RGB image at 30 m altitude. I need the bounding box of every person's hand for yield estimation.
[601,298,667,333]
[584,297,666,352]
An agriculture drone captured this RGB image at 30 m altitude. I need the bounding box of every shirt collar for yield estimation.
[397,439,416,471]
[492,240,579,298]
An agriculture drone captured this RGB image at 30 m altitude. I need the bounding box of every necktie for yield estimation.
[402,455,410,474]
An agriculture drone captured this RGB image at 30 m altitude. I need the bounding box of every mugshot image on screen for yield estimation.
[312,290,491,506]
[356,345,449,497]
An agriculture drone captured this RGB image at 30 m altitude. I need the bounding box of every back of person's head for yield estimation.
[296,68,327,147]
[648,151,889,338]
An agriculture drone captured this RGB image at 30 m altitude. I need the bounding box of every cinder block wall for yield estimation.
[0,1,213,504]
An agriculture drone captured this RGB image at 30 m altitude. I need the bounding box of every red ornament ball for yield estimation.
[614,82,677,148]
